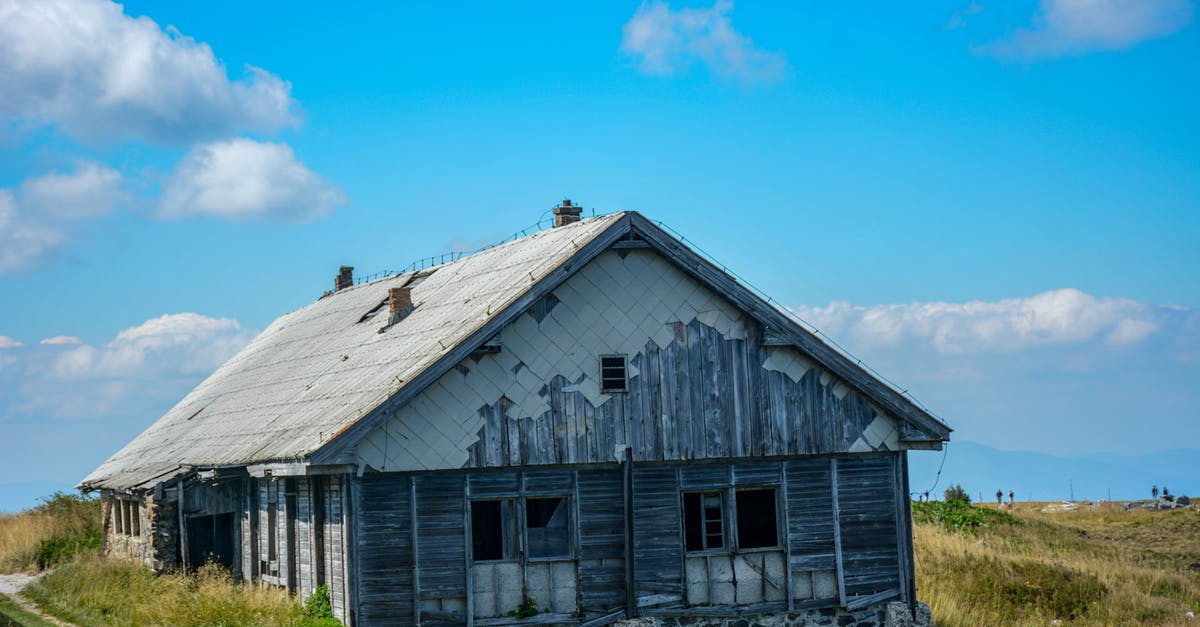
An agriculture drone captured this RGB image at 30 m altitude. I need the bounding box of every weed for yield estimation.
[509,595,539,619]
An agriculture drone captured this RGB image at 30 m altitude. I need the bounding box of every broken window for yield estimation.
[472,499,517,561]
[526,497,570,559]
[267,489,278,569]
[130,500,141,536]
[735,489,779,549]
[600,355,627,392]
[683,491,724,551]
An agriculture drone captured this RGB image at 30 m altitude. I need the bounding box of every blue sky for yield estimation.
[1,0,1197,510]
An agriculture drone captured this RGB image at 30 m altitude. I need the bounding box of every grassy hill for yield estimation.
[914,500,1200,625]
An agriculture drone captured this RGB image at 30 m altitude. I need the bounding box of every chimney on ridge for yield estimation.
[388,286,413,321]
[335,266,354,291]
[553,199,582,227]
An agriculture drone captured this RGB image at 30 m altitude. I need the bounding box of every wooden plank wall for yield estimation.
[354,473,415,625]
[348,453,905,624]
[631,465,684,603]
[415,474,468,602]
[465,316,891,469]
[577,468,626,617]
[321,475,350,621]
[835,456,901,599]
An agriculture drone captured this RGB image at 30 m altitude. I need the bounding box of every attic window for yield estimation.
[600,355,627,393]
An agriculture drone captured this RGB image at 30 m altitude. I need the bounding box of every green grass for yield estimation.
[912,499,1021,531]
[0,593,56,627]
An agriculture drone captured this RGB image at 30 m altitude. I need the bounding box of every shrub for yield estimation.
[943,483,971,504]
[913,499,1020,531]
[1,491,101,572]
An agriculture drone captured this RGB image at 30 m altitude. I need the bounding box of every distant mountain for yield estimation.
[907,440,1199,503]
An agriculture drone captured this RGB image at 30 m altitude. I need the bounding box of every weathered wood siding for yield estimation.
[632,465,684,604]
[354,472,416,626]
[835,456,901,599]
[357,249,905,474]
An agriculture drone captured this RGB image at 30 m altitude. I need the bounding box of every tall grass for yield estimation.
[915,502,1200,625]
[24,555,340,626]
[0,492,100,573]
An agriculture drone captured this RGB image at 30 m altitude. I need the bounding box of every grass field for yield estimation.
[4,493,1199,625]
[914,500,1200,625]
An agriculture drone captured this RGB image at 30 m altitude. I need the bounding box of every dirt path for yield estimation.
[0,574,73,626]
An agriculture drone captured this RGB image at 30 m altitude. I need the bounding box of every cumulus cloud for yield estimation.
[621,1,787,82]
[0,336,25,349]
[0,0,296,143]
[979,0,1195,59]
[2,313,251,422]
[52,313,252,380]
[789,288,1163,355]
[0,163,125,274]
[159,138,346,222]
[39,336,81,345]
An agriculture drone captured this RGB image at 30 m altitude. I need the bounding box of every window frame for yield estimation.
[599,354,628,393]
[681,485,783,555]
[469,492,575,564]
[682,489,727,554]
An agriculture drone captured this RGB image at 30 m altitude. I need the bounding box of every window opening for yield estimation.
[600,355,627,392]
[526,497,570,559]
[683,491,724,551]
[267,486,278,570]
[131,500,141,536]
[735,489,779,549]
[472,499,517,561]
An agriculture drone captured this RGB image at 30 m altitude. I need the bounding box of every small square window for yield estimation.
[600,355,627,392]
[683,491,724,551]
[735,489,779,549]
[472,499,518,561]
[526,497,570,559]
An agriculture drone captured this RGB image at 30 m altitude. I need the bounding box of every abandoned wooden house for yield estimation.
[81,206,950,626]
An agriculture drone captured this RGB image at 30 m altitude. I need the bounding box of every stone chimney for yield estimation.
[335,266,354,291]
[388,286,414,324]
[553,199,582,227]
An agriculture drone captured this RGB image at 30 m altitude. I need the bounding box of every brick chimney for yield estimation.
[335,266,354,291]
[553,199,582,227]
[388,286,414,324]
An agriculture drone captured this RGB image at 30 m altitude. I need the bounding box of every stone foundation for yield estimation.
[615,602,932,627]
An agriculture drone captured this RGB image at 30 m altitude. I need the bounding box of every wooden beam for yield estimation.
[410,477,421,627]
[830,458,845,607]
[845,588,900,611]
[623,448,636,619]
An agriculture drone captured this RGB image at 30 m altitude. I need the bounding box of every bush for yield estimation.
[913,499,1020,531]
[1,491,101,572]
[944,483,971,504]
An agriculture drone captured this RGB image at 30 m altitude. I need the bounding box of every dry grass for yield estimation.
[23,555,340,627]
[0,493,100,573]
[915,501,1200,625]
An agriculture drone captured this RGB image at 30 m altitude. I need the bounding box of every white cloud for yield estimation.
[620,1,787,82]
[790,288,1162,355]
[52,313,252,380]
[0,163,125,274]
[159,138,346,222]
[39,336,81,345]
[979,0,1194,59]
[0,0,296,143]
[0,336,25,349]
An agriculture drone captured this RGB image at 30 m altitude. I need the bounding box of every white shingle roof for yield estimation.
[81,214,625,489]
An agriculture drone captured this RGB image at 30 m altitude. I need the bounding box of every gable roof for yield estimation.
[82,212,949,490]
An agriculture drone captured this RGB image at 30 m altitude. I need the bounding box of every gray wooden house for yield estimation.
[81,206,950,626]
